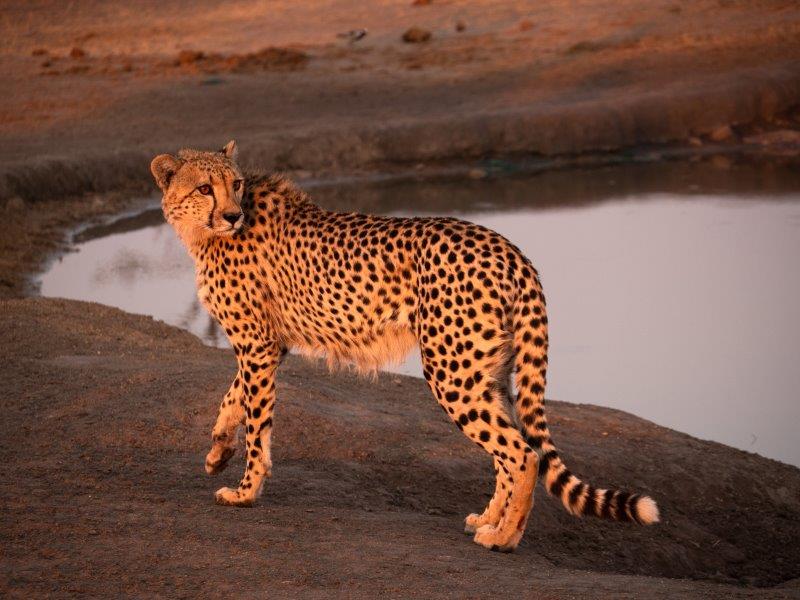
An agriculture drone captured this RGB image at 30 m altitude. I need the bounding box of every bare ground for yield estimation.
[2,0,800,201]
[1,298,799,599]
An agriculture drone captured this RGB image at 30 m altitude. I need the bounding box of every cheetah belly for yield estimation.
[290,307,418,375]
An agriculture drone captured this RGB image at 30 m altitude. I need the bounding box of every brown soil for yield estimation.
[1,298,799,598]
[2,0,800,201]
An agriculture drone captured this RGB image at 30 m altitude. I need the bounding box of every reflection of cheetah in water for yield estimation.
[151,142,659,552]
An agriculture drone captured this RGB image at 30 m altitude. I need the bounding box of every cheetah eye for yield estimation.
[233,180,243,192]
[198,184,212,196]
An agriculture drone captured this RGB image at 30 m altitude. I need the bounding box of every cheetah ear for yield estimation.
[220,140,238,160]
[150,154,182,192]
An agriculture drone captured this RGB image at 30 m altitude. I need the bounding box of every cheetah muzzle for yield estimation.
[150,141,660,552]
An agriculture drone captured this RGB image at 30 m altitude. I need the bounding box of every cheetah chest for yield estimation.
[195,269,216,316]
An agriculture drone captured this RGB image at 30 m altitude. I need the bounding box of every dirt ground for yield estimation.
[2,0,800,201]
[1,298,799,599]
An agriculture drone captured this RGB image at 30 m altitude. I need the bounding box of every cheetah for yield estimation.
[150,141,659,552]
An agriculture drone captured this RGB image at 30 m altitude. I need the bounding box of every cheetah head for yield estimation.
[150,140,245,246]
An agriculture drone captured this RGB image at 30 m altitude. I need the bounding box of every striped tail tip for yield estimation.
[636,495,660,525]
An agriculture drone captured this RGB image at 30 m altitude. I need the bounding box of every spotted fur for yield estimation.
[150,143,659,552]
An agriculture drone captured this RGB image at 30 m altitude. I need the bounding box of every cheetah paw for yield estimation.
[214,486,255,507]
[464,512,489,534]
[472,524,522,553]
[205,446,236,475]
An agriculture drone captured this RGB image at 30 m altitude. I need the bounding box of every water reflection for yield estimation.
[40,159,800,466]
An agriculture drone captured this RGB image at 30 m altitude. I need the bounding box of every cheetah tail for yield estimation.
[511,285,660,525]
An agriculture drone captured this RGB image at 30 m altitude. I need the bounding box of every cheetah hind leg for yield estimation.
[464,457,510,534]
[471,453,537,552]
[419,337,536,551]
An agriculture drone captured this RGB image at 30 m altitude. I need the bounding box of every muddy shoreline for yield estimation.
[2,66,799,205]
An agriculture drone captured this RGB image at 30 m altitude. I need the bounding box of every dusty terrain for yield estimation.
[1,298,799,598]
[2,0,800,201]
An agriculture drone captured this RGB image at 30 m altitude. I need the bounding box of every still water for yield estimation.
[40,160,800,466]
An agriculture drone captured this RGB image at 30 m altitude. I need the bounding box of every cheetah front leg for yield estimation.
[205,372,245,475]
[214,338,281,507]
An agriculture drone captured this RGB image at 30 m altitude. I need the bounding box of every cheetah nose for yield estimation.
[223,212,242,226]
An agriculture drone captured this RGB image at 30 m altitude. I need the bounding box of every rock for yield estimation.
[337,29,368,42]
[467,168,487,179]
[455,20,466,32]
[5,196,25,211]
[402,27,432,43]
[69,47,87,59]
[176,50,205,66]
[519,19,535,32]
[411,0,432,4]
[65,65,90,75]
[688,136,703,147]
[709,124,734,142]
[31,48,48,57]
[225,47,308,72]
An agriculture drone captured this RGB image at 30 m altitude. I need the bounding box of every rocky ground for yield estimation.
[1,298,799,598]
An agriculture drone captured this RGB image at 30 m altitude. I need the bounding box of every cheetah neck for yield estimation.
[172,220,214,258]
